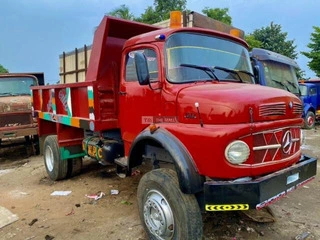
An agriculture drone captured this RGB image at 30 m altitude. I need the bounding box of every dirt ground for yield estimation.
[0,128,319,240]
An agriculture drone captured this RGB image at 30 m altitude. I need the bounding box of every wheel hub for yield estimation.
[308,116,314,125]
[45,145,54,172]
[143,190,174,239]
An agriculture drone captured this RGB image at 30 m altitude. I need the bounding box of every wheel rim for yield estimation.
[45,145,54,172]
[307,116,314,127]
[143,190,174,240]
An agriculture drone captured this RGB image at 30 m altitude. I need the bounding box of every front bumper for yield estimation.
[203,155,317,211]
[0,126,38,139]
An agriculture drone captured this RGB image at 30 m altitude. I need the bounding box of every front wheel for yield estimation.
[137,169,203,240]
[304,111,316,129]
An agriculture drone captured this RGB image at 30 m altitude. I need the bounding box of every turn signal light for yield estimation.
[230,29,241,38]
[149,124,159,134]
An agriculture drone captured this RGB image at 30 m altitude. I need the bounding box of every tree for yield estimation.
[154,0,186,20]
[296,68,306,80]
[301,26,320,77]
[202,7,232,25]
[0,64,8,73]
[106,4,134,20]
[136,6,160,24]
[137,0,187,24]
[245,35,262,51]
[250,22,298,59]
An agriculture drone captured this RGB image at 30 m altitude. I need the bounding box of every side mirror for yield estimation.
[134,52,150,85]
[253,65,260,84]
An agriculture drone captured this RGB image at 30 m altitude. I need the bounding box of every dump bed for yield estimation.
[32,16,160,133]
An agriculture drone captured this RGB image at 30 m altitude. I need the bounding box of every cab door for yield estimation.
[119,47,162,154]
[309,86,317,109]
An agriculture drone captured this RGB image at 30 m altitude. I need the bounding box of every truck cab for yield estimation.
[249,48,317,128]
[299,80,320,128]
[250,48,300,96]
[0,73,43,152]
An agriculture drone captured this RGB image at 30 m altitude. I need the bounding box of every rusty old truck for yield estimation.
[0,72,44,153]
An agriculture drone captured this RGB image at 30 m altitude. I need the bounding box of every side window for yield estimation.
[125,49,158,82]
[310,87,317,96]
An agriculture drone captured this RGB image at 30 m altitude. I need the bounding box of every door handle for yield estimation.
[119,91,127,96]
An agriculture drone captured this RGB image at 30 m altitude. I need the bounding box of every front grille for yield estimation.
[0,113,32,128]
[259,103,286,116]
[293,102,303,115]
[251,127,300,164]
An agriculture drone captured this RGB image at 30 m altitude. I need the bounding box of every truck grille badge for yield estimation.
[251,127,300,164]
[282,130,293,154]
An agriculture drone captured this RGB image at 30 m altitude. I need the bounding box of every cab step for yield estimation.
[115,157,128,167]
[115,157,128,177]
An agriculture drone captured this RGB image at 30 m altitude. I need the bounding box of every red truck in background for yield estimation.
[0,72,44,153]
[31,13,317,240]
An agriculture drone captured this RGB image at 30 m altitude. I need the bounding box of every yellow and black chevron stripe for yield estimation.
[205,204,249,211]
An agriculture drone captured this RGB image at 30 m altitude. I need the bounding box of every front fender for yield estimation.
[129,127,205,194]
[303,103,314,117]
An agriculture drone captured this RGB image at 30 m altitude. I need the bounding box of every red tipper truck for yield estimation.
[31,12,317,240]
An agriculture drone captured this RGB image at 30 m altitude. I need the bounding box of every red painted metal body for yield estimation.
[32,16,304,180]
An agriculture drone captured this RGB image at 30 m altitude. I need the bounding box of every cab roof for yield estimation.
[123,26,249,50]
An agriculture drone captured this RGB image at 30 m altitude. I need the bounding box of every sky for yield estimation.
[1,0,320,84]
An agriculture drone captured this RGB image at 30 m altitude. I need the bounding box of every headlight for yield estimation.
[225,140,250,164]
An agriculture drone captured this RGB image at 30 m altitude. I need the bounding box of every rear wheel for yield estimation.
[33,135,40,155]
[304,111,315,129]
[44,135,68,181]
[137,168,203,240]
[67,157,83,177]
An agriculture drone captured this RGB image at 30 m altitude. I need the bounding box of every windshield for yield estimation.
[261,60,300,95]
[299,85,307,96]
[299,84,317,97]
[0,76,37,96]
[165,32,253,83]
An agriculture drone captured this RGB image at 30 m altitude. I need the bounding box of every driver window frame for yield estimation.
[124,48,159,82]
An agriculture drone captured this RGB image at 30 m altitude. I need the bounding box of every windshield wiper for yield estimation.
[180,64,220,81]
[213,66,245,82]
[179,64,254,83]
[283,80,300,96]
[237,69,255,78]
[284,80,298,89]
[271,79,290,91]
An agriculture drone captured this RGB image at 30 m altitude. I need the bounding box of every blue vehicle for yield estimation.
[299,81,320,129]
[249,48,319,128]
[250,48,300,96]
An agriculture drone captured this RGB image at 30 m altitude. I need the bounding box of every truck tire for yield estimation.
[137,168,203,240]
[33,135,40,155]
[304,111,315,129]
[67,157,83,178]
[44,135,68,181]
